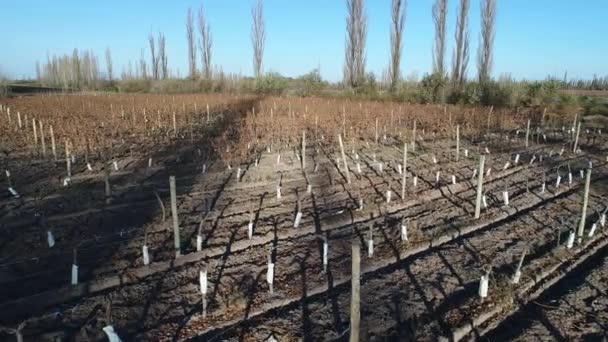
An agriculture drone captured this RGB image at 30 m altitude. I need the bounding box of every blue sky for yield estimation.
[0,0,607,81]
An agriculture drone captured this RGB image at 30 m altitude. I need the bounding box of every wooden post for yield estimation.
[65,140,71,178]
[525,119,531,148]
[206,103,210,122]
[32,118,38,147]
[339,134,351,184]
[456,125,460,161]
[302,131,306,170]
[486,106,494,136]
[401,142,407,200]
[50,125,57,161]
[170,176,181,257]
[577,168,591,244]
[350,240,360,342]
[474,155,486,219]
[104,165,112,205]
[39,120,46,157]
[411,120,416,151]
[541,107,547,129]
[172,111,177,137]
[573,121,581,153]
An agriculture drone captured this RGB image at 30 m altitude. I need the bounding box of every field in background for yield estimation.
[0,93,607,341]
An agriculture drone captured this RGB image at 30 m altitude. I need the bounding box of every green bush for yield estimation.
[417,73,447,104]
[118,79,152,93]
[296,69,326,97]
[353,72,379,98]
[254,73,288,95]
[555,93,579,117]
[521,80,559,108]
[448,82,481,105]
[479,81,517,107]
[580,96,608,117]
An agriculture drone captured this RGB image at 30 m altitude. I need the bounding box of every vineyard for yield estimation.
[0,94,607,341]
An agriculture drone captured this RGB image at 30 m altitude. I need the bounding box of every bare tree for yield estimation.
[344,0,367,88]
[35,61,42,83]
[451,0,470,89]
[198,5,213,79]
[140,49,148,80]
[251,0,265,78]
[149,33,159,80]
[105,47,113,82]
[478,0,496,84]
[158,32,168,79]
[186,7,197,79]
[432,0,448,77]
[39,50,100,89]
[72,48,81,88]
[388,0,406,92]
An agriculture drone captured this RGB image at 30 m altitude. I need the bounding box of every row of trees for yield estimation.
[185,0,264,80]
[37,49,102,89]
[31,0,607,99]
[148,32,169,80]
[344,0,497,99]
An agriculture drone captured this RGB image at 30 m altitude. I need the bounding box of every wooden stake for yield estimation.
[541,107,547,128]
[411,120,416,151]
[302,131,306,170]
[32,118,38,147]
[350,240,360,342]
[39,120,46,157]
[338,134,351,184]
[456,125,460,161]
[401,142,407,200]
[577,168,591,244]
[50,125,57,161]
[474,155,486,219]
[573,121,581,153]
[104,165,111,205]
[486,106,494,136]
[65,140,71,178]
[525,119,531,148]
[170,176,181,257]
[172,111,177,137]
